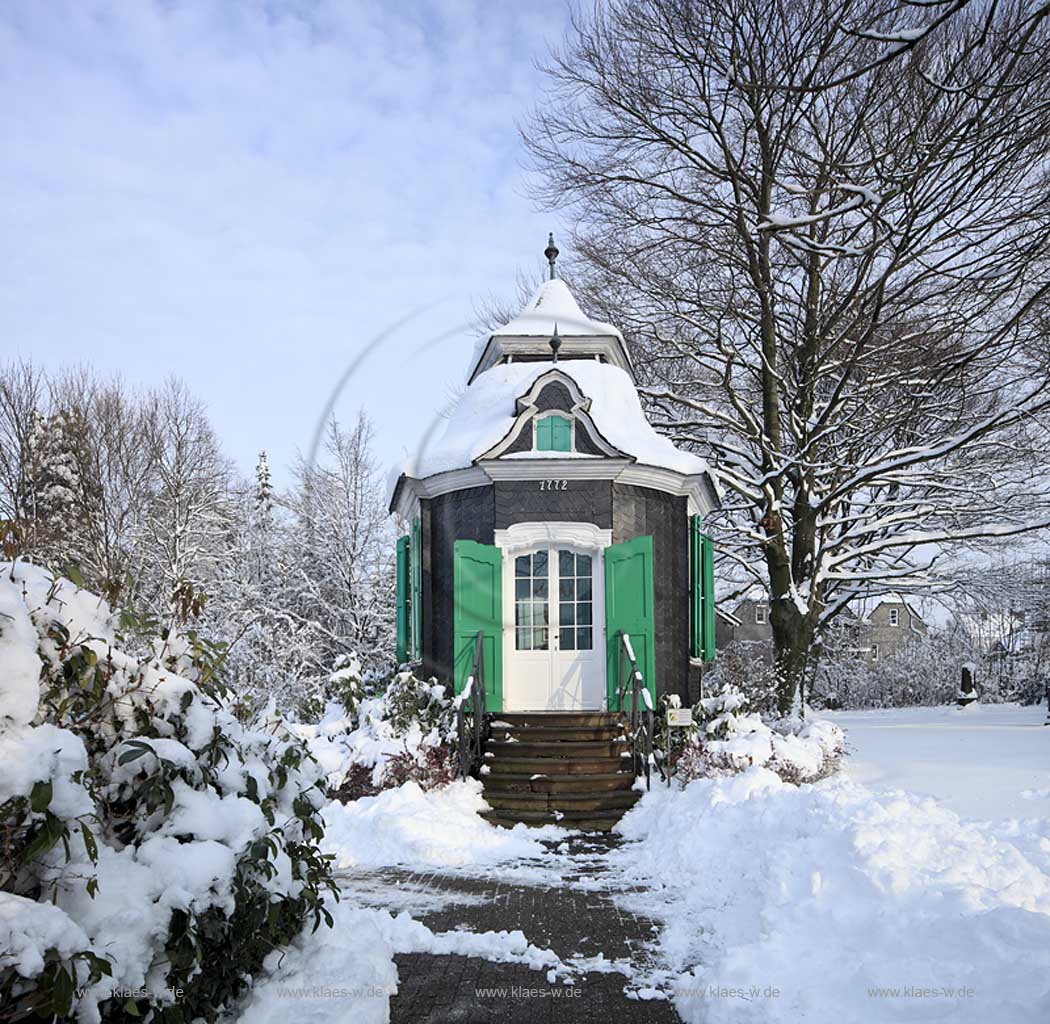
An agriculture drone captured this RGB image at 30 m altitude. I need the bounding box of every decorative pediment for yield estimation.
[478,370,627,462]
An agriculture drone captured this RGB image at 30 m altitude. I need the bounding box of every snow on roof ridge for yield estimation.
[492,279,623,340]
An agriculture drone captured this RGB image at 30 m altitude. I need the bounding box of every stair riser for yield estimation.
[483,775,634,793]
[486,757,630,775]
[497,713,624,729]
[490,727,625,742]
[484,792,639,813]
[487,741,630,758]
[480,810,625,831]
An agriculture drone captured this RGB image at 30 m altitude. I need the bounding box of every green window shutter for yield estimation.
[701,533,716,661]
[535,414,571,452]
[453,540,503,711]
[411,517,422,660]
[689,514,702,659]
[395,535,410,664]
[604,535,656,710]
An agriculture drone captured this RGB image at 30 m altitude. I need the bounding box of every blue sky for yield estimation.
[0,0,575,485]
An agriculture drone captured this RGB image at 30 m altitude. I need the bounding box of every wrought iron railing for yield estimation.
[456,630,488,780]
[616,631,653,790]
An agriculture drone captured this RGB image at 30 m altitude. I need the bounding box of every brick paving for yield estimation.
[343,834,682,1023]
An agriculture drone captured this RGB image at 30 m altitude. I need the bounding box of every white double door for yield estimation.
[502,544,606,710]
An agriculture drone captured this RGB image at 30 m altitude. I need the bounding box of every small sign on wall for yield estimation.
[667,708,693,727]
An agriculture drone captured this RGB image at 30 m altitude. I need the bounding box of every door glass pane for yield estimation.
[515,550,549,650]
[557,548,594,651]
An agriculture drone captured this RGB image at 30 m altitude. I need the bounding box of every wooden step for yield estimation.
[482,790,640,814]
[480,808,627,832]
[486,756,628,775]
[490,725,625,742]
[495,712,624,729]
[486,740,630,759]
[482,772,634,793]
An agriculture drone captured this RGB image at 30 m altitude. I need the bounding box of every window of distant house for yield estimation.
[755,605,767,624]
[871,644,879,662]
[889,608,900,627]
[535,414,572,452]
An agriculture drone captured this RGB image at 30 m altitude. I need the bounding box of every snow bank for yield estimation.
[615,768,1050,1022]
[405,360,711,479]
[323,779,561,869]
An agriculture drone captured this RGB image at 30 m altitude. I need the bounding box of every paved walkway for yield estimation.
[344,835,682,1023]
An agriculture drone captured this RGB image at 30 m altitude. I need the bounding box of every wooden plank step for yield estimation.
[482,772,634,793]
[495,712,625,729]
[486,740,630,758]
[482,790,640,813]
[479,809,626,832]
[489,725,624,742]
[486,756,628,775]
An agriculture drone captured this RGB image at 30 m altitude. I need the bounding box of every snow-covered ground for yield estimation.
[235,703,1050,1023]
[828,702,1050,821]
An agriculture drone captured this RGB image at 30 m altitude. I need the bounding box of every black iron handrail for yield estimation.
[616,631,653,790]
[456,631,488,780]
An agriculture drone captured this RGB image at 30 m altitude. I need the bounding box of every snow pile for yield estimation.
[616,769,1050,1023]
[681,686,844,782]
[322,778,561,870]
[404,360,712,479]
[0,562,334,1024]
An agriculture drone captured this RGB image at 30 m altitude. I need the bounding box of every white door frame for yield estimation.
[495,522,612,711]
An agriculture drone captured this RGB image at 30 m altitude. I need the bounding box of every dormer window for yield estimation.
[535,414,572,452]
[889,608,900,626]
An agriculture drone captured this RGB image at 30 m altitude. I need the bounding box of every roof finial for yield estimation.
[550,322,562,362]
[544,232,559,281]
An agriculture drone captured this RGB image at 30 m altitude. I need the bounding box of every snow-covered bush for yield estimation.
[663,685,844,785]
[0,562,335,1024]
[293,668,457,799]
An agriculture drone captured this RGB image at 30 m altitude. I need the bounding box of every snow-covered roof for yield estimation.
[467,279,634,383]
[402,360,710,480]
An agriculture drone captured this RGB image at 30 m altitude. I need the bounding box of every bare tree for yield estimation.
[527,0,1050,709]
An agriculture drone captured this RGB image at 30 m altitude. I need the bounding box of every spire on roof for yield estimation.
[550,322,562,362]
[544,232,559,280]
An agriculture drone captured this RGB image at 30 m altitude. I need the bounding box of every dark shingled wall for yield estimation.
[422,486,495,681]
[612,484,690,702]
[494,480,612,530]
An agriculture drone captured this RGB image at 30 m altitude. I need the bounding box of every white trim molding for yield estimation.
[494,521,613,553]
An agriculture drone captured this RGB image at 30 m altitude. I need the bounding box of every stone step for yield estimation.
[489,725,625,743]
[482,772,634,793]
[483,789,640,814]
[486,756,629,775]
[479,808,626,832]
[495,712,624,729]
[486,739,630,759]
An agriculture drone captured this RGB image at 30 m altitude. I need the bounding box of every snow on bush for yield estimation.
[292,664,457,799]
[616,768,1050,1023]
[0,562,335,1024]
[663,686,844,784]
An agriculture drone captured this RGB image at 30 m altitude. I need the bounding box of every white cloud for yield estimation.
[0,0,574,482]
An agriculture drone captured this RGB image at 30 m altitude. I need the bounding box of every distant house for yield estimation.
[716,594,928,663]
[862,597,928,662]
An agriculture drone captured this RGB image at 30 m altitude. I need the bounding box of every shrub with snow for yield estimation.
[664,685,844,785]
[293,666,458,799]
[0,562,335,1024]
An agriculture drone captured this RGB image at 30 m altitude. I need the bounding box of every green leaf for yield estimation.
[124,997,143,1017]
[81,822,98,863]
[30,779,53,813]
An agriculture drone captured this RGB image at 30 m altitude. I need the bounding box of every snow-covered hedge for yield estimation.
[662,687,844,784]
[0,563,335,1024]
[292,664,457,799]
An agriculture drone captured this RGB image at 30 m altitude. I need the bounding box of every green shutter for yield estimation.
[453,540,503,711]
[535,414,571,452]
[701,533,716,661]
[411,516,422,660]
[689,514,702,659]
[396,535,410,663]
[604,535,656,710]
